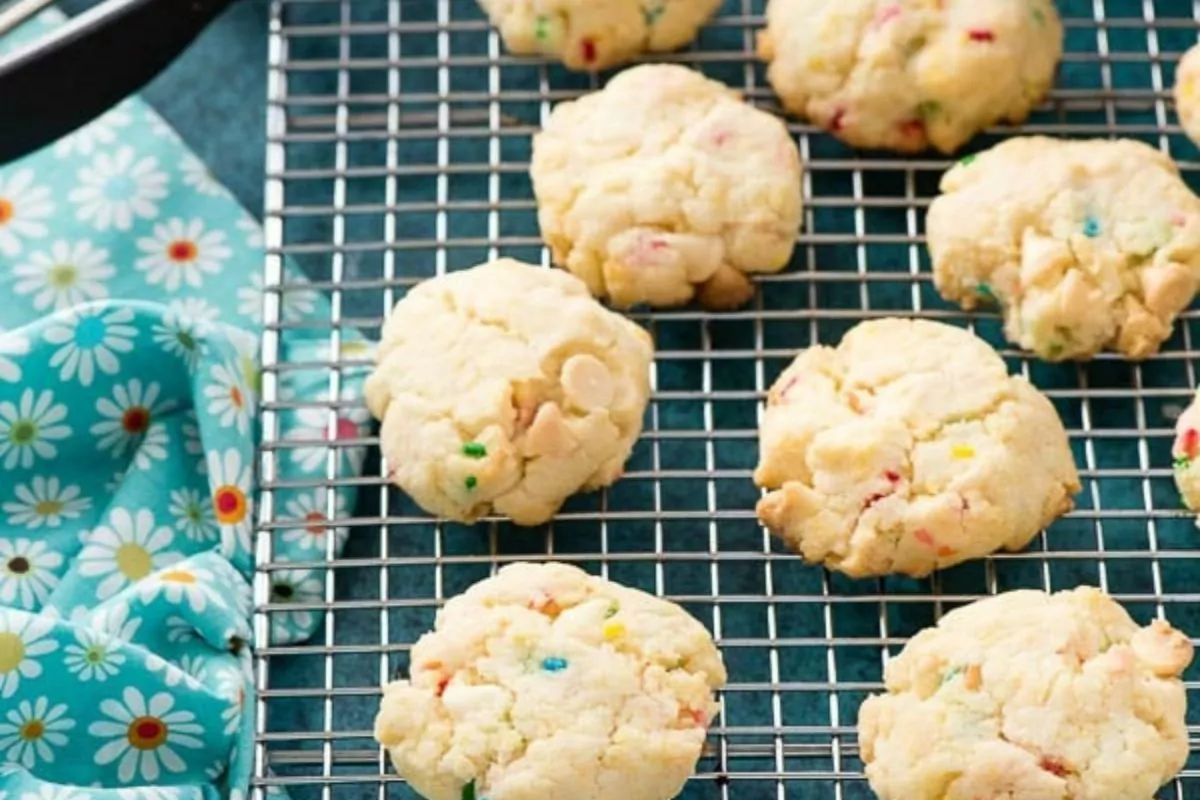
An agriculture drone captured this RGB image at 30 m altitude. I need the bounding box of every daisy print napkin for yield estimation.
[0,10,371,800]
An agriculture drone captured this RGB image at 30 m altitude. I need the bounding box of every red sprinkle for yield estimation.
[1173,211,1188,227]
[1182,428,1200,458]
[936,545,956,558]
[581,38,597,64]
[688,709,707,726]
[884,470,901,483]
[899,118,925,138]
[914,529,935,547]
[829,108,847,132]
[967,29,995,42]
[436,676,450,696]
[648,238,669,251]
[1039,756,1070,777]
[872,4,902,28]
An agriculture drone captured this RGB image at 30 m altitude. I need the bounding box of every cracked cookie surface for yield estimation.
[754,318,1079,578]
[531,64,803,309]
[375,562,727,800]
[928,137,1200,361]
[757,0,1062,153]
[364,259,653,525]
[477,0,722,71]
[858,586,1194,800]
[1175,44,1200,146]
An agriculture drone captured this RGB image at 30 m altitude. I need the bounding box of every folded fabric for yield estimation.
[0,10,371,800]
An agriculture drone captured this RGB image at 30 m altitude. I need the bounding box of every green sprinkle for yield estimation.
[605,602,620,619]
[959,153,977,167]
[1175,455,1192,470]
[465,475,478,490]
[1032,6,1046,25]
[1082,215,1101,238]
[535,15,549,41]
[542,656,568,672]
[462,442,487,458]
[940,665,965,686]
[973,282,999,305]
[915,100,942,120]
[644,3,666,25]
[461,781,477,800]
[1046,342,1065,359]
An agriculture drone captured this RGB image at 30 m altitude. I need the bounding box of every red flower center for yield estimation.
[167,240,198,263]
[127,716,168,750]
[122,407,150,434]
[230,385,244,409]
[333,417,358,441]
[304,511,328,535]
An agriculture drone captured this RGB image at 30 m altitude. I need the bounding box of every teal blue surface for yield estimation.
[0,9,369,799]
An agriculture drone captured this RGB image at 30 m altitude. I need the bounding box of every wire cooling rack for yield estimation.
[253,1,1200,798]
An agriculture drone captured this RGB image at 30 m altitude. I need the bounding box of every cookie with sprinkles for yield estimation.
[1172,394,1200,514]
[364,259,653,525]
[859,586,1193,800]
[375,562,727,800]
[756,0,1062,153]
[927,137,1200,361]
[476,0,721,71]
[532,64,803,309]
[754,318,1080,578]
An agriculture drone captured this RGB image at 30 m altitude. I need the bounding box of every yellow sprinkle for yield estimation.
[950,443,975,459]
[806,56,826,70]
[602,621,625,640]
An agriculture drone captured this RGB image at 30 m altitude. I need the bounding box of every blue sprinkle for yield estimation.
[1082,215,1101,237]
[541,656,568,672]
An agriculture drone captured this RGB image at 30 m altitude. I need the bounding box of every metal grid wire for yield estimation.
[253,1,1200,797]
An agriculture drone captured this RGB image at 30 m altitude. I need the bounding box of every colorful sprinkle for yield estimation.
[1082,215,1101,237]
[436,675,451,696]
[465,475,478,490]
[687,709,707,726]
[1031,6,1046,25]
[872,4,902,28]
[603,621,625,640]
[541,656,568,672]
[1039,756,1070,778]
[963,663,982,690]
[936,545,956,558]
[973,282,998,305]
[643,3,666,25]
[1173,211,1188,227]
[916,100,942,120]
[1175,455,1192,470]
[1179,428,1199,458]
[967,29,996,43]
[829,108,847,133]
[940,665,965,685]
[884,470,901,482]
[462,781,477,800]
[914,528,935,547]
[604,602,620,618]
[581,37,597,65]
[959,153,977,167]
[950,443,975,459]
[898,118,926,138]
[535,16,549,41]
[462,442,487,458]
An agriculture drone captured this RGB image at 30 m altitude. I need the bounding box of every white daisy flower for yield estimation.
[235,215,264,248]
[63,628,124,682]
[55,105,131,157]
[203,360,252,435]
[77,508,180,600]
[285,402,371,473]
[3,476,90,529]
[280,489,349,553]
[69,147,167,232]
[0,169,53,256]
[0,389,71,469]
[235,272,263,322]
[89,686,204,783]
[0,539,62,609]
[0,609,58,698]
[13,240,114,312]
[0,697,74,768]
[42,305,137,387]
[207,448,254,556]
[105,469,126,494]
[167,488,216,541]
[204,559,252,620]
[268,568,323,642]
[0,327,29,383]
[143,107,178,140]
[164,616,197,644]
[93,601,141,642]
[143,653,201,691]
[137,564,226,615]
[150,297,218,367]
[281,285,318,319]
[89,379,174,467]
[135,218,231,291]
[215,670,245,737]
[178,153,224,197]
[116,786,185,800]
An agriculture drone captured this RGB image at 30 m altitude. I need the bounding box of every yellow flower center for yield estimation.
[0,631,24,673]
[115,543,152,580]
